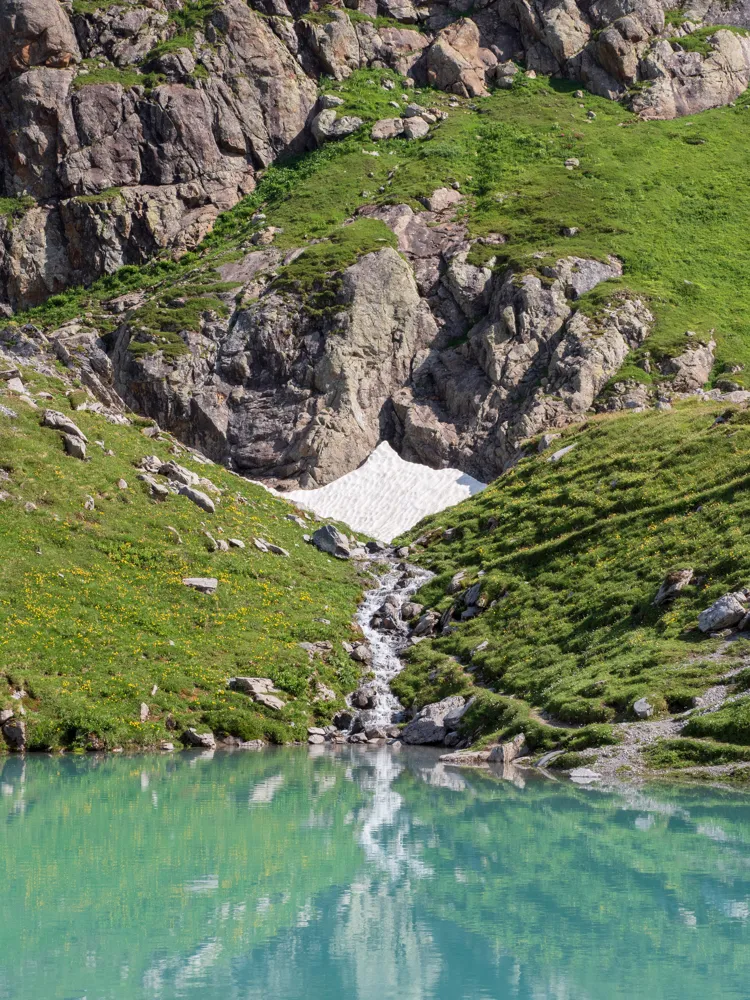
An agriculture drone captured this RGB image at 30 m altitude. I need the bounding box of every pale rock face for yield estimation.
[633,30,750,118]
[660,338,715,391]
[426,18,496,97]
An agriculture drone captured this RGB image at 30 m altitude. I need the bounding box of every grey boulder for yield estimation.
[698,593,747,633]
[42,409,87,441]
[183,728,216,749]
[62,433,86,459]
[178,485,215,514]
[312,524,351,558]
[488,733,528,763]
[402,695,466,745]
[311,108,363,144]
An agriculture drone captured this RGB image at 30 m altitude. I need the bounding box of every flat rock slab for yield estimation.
[440,751,491,766]
[182,577,218,594]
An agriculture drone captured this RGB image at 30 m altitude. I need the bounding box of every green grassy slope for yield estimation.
[396,401,750,758]
[0,375,365,751]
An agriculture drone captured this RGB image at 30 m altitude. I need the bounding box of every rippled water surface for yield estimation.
[2,747,750,1000]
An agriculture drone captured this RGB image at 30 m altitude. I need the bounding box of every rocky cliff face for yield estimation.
[3,0,750,314]
[31,187,649,486]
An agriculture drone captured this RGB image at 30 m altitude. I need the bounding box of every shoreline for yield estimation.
[5,739,750,790]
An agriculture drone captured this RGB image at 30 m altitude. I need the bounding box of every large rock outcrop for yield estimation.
[3,0,750,311]
[72,190,649,485]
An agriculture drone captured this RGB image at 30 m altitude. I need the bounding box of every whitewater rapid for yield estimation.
[354,560,433,727]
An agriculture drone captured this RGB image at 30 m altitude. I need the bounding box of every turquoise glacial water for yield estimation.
[2,746,750,1000]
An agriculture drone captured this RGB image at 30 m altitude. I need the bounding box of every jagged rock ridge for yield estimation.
[3,0,750,311]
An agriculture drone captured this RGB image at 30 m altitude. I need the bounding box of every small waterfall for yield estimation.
[354,561,433,727]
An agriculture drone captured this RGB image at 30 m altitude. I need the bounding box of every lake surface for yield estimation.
[2,747,750,1000]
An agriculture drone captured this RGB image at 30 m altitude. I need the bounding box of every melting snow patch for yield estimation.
[281,442,486,542]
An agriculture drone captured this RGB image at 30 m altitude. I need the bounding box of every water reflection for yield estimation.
[1,748,749,1000]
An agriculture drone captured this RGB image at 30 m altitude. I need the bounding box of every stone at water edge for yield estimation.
[308,733,326,744]
[333,709,355,730]
[2,716,26,750]
[488,733,528,763]
[183,728,216,749]
[351,686,377,710]
[443,696,475,731]
[401,695,466,745]
[440,750,491,766]
[400,601,423,621]
[569,767,601,783]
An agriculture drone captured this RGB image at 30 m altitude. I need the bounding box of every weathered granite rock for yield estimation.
[698,592,747,632]
[178,485,215,514]
[660,338,716,391]
[654,568,694,606]
[372,116,405,139]
[183,727,216,749]
[425,18,496,97]
[401,695,465,744]
[488,733,528,762]
[228,676,285,710]
[42,409,87,440]
[1,717,26,750]
[312,524,351,558]
[633,697,654,719]
[62,433,86,459]
[311,108,363,143]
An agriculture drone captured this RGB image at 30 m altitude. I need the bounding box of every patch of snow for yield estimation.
[281,442,486,542]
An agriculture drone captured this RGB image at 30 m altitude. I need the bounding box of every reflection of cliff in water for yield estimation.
[1,749,750,1000]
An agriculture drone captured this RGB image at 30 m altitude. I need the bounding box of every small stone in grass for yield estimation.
[182,577,218,594]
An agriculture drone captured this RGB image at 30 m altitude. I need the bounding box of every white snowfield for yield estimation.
[281,442,486,543]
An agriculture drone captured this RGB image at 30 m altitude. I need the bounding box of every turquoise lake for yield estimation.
[2,746,750,1000]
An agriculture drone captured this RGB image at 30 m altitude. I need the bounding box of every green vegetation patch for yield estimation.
[0,375,365,751]
[684,698,750,745]
[399,401,750,739]
[667,25,749,57]
[646,736,750,769]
